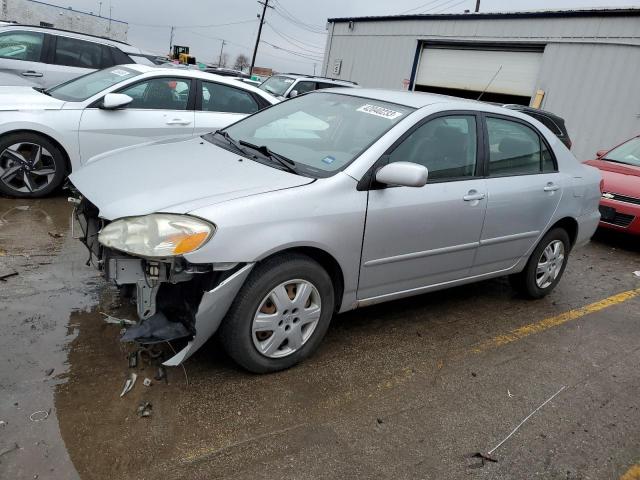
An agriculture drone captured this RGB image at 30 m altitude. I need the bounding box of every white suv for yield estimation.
[0,24,155,88]
[259,74,357,100]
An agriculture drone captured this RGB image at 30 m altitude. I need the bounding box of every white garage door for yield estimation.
[415,47,543,97]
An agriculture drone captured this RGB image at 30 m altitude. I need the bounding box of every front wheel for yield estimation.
[0,133,67,198]
[219,254,335,373]
[509,228,570,299]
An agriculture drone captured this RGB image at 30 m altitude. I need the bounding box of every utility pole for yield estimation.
[250,0,271,75]
[475,0,480,12]
[169,26,175,54]
[313,63,316,75]
[218,40,226,67]
[98,1,102,16]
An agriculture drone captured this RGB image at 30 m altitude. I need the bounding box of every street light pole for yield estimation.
[219,40,226,67]
[250,0,269,75]
[475,0,480,12]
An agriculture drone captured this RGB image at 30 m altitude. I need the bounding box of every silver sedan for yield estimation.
[71,89,602,373]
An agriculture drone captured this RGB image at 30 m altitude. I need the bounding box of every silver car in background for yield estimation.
[70,89,602,373]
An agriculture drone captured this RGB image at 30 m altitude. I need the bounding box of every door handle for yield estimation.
[21,71,43,77]
[463,191,486,202]
[543,183,560,192]
[166,119,191,125]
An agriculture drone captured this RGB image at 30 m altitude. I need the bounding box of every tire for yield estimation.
[219,253,335,373]
[0,132,67,198]
[509,228,571,299]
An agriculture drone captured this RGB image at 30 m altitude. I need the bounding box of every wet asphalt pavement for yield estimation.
[1,194,639,480]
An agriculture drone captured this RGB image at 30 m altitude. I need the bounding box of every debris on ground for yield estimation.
[0,270,18,282]
[154,366,167,383]
[47,231,63,239]
[44,368,54,377]
[0,420,7,427]
[120,373,138,398]
[101,313,136,326]
[128,351,138,368]
[137,402,152,418]
[120,312,190,344]
[476,385,566,464]
[143,378,152,387]
[0,442,19,457]
[507,389,514,398]
[29,410,50,422]
[633,271,640,278]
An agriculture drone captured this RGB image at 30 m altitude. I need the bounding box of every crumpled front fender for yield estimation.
[163,263,255,366]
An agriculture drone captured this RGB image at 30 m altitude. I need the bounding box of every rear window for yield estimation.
[259,76,295,97]
[47,66,141,101]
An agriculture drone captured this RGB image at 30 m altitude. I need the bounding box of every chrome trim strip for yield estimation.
[363,241,478,267]
[479,230,540,246]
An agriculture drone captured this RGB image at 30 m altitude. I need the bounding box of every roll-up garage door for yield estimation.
[415,47,543,98]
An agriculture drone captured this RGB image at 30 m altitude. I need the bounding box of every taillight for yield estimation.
[599,178,605,193]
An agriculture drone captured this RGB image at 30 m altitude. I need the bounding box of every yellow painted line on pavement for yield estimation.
[473,288,640,353]
[621,464,640,480]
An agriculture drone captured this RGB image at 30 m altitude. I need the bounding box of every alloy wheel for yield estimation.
[0,142,57,194]
[536,240,565,289]
[252,279,322,358]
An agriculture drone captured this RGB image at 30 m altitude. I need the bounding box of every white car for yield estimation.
[0,64,278,197]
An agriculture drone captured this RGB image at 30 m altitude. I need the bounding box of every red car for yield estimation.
[585,135,640,235]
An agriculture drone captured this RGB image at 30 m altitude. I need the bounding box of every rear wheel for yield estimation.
[219,254,335,373]
[509,228,570,299]
[0,133,67,198]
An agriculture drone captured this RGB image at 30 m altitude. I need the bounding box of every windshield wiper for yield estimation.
[601,157,638,166]
[33,87,51,97]
[214,130,247,154]
[238,140,297,174]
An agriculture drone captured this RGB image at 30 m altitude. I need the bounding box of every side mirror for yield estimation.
[596,150,608,158]
[375,162,428,188]
[288,89,299,98]
[101,93,133,110]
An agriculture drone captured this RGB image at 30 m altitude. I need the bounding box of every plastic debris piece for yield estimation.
[0,270,18,282]
[633,271,640,278]
[44,368,54,376]
[29,410,50,422]
[120,312,190,344]
[128,351,138,369]
[137,401,152,418]
[154,366,167,383]
[120,373,137,397]
[101,313,136,326]
[0,420,7,427]
[47,231,63,239]
[507,389,514,398]
[143,378,152,387]
[472,452,498,464]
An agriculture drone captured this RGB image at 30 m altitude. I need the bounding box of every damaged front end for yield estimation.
[71,196,253,366]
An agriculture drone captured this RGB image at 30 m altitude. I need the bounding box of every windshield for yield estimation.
[604,137,640,167]
[259,75,295,97]
[47,67,141,102]
[218,92,414,177]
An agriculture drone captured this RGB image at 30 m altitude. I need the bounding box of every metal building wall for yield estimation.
[323,13,640,160]
[0,0,128,42]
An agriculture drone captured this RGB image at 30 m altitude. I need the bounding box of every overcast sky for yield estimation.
[55,0,640,73]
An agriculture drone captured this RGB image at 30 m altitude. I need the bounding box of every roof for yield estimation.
[328,7,640,23]
[319,87,465,108]
[274,73,357,85]
[0,23,137,50]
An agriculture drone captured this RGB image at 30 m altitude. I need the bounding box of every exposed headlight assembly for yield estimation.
[98,214,214,258]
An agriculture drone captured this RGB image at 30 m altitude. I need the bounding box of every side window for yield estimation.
[119,78,191,110]
[292,81,316,96]
[389,115,477,181]
[486,117,552,176]
[201,82,259,114]
[111,47,133,66]
[54,36,105,69]
[317,82,337,90]
[0,31,44,61]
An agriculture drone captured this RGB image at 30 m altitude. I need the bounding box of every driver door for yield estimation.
[78,77,195,163]
[358,113,488,301]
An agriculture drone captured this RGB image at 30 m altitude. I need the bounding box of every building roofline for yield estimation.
[327,8,640,23]
[25,0,128,25]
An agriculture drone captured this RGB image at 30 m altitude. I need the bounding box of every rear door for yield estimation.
[0,30,48,87]
[358,112,488,300]
[471,114,563,275]
[193,80,261,135]
[45,35,112,87]
[78,76,195,162]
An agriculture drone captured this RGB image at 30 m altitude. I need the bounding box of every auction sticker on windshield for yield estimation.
[357,104,404,120]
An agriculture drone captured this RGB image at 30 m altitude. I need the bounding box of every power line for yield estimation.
[398,0,443,14]
[271,0,326,32]
[265,23,324,54]
[271,5,327,35]
[260,41,324,61]
[419,0,460,13]
[130,19,256,29]
[265,22,324,50]
[432,0,470,13]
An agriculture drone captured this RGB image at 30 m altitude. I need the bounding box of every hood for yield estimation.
[584,159,640,197]
[69,137,314,220]
[0,86,66,111]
